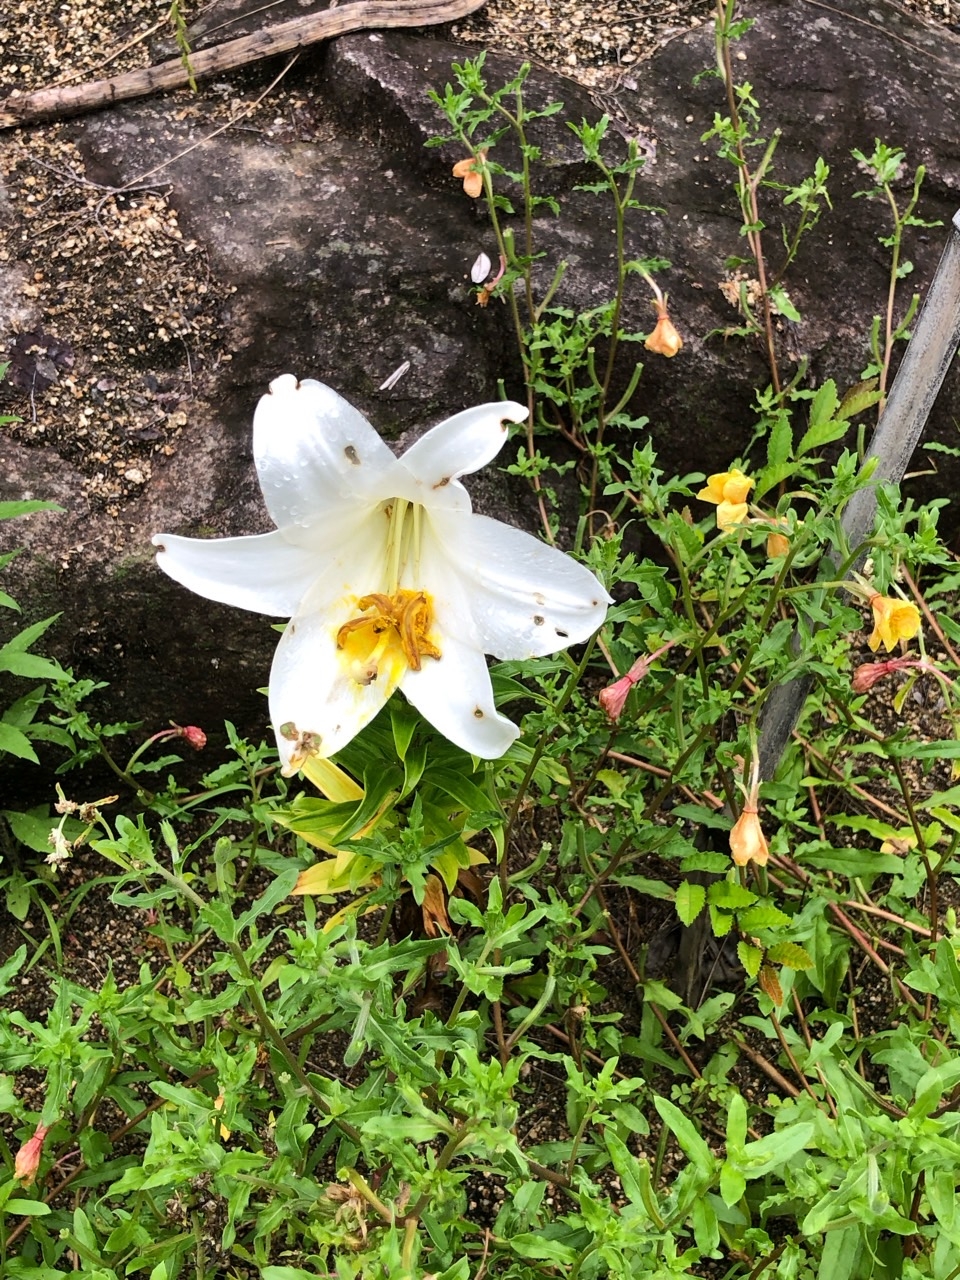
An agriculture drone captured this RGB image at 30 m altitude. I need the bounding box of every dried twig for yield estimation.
[0,0,486,130]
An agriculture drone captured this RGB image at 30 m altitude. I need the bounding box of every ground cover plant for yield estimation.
[4,5,960,1278]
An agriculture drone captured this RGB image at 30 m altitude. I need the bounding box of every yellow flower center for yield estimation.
[335,499,441,686]
[336,589,441,685]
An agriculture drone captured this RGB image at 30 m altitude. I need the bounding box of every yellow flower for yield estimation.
[452,151,487,198]
[697,469,754,531]
[867,594,921,653]
[729,807,770,868]
[716,500,749,530]
[698,468,755,508]
[766,531,790,558]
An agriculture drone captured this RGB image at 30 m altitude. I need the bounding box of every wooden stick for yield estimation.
[0,0,486,131]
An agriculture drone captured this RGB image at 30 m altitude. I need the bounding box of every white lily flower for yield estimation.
[153,375,610,772]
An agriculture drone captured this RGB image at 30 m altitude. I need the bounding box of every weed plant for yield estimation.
[3,8,960,1279]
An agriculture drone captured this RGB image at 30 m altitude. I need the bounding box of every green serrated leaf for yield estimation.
[0,722,39,763]
[739,904,791,931]
[707,880,757,910]
[765,941,814,970]
[737,940,763,978]
[837,378,881,420]
[675,880,706,926]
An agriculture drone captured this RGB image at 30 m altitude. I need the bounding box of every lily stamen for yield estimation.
[337,589,441,683]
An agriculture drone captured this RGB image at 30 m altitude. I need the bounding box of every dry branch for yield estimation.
[0,0,485,130]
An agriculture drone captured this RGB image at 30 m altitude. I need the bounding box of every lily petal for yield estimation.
[152,529,320,616]
[402,629,519,758]
[254,376,406,531]
[423,511,610,659]
[270,603,396,771]
[268,534,396,769]
[399,401,528,510]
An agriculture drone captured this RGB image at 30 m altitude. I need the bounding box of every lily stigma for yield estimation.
[154,376,610,772]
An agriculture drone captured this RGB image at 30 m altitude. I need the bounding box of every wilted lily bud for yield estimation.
[14,1123,51,1186]
[729,807,770,868]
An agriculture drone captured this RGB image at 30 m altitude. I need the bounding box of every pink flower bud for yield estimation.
[176,724,207,751]
[851,656,918,694]
[14,1124,51,1186]
[599,675,634,723]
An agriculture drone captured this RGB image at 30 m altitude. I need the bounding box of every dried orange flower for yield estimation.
[645,311,683,358]
[452,150,487,198]
[729,807,770,868]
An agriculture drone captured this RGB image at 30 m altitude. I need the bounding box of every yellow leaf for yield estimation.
[301,756,364,803]
[758,963,784,1006]
[322,890,383,933]
[293,849,378,896]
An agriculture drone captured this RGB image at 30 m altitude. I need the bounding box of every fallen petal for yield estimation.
[471,252,492,284]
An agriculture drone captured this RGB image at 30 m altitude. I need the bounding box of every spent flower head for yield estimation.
[599,640,675,723]
[452,150,487,198]
[14,1123,51,1186]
